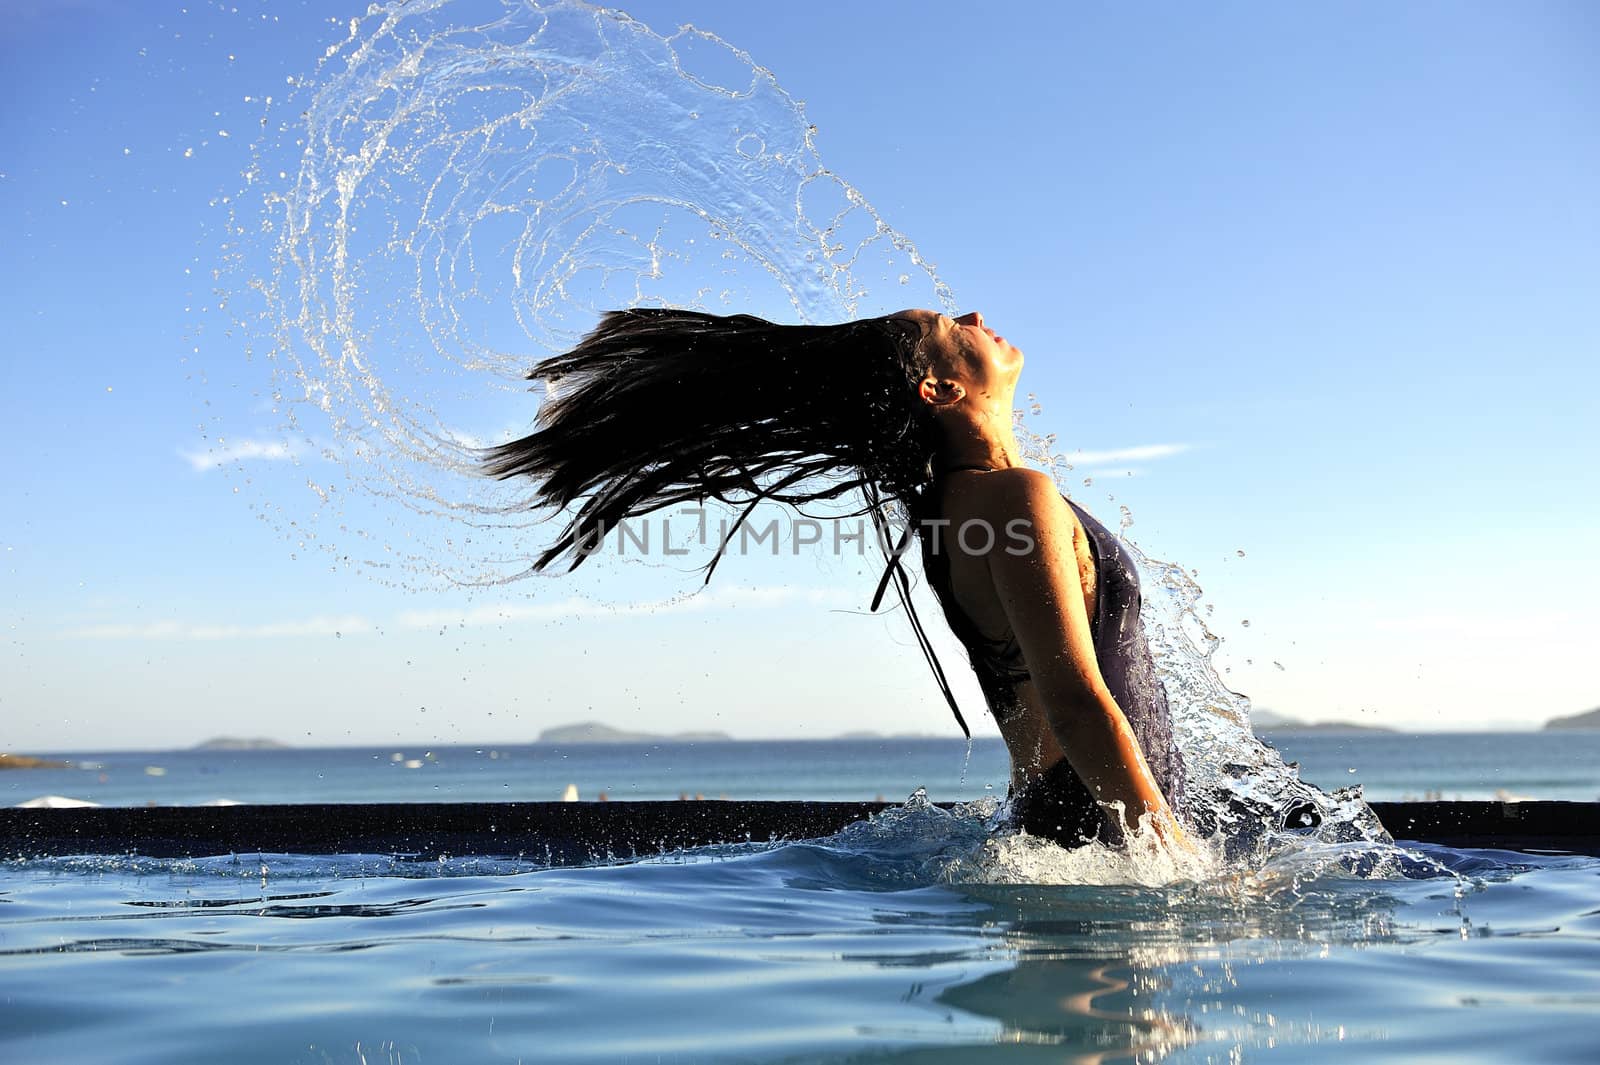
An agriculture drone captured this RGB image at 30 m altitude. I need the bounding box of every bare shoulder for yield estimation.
[939,468,1079,565]
[965,467,1071,523]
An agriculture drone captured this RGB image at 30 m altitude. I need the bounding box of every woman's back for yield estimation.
[919,467,1186,843]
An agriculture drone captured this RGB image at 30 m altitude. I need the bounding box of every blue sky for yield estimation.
[2,0,1597,751]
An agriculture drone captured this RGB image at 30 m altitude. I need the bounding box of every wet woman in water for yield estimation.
[483,307,1190,851]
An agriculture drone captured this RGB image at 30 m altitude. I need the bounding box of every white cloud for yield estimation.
[1063,443,1190,466]
[59,587,852,642]
[64,615,373,641]
[180,438,302,473]
[396,585,854,630]
[1371,609,1578,635]
[440,420,537,453]
[439,429,492,451]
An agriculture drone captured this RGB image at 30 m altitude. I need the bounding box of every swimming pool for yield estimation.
[3,801,1596,1063]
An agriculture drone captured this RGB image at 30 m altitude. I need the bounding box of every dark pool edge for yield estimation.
[1369,801,1598,855]
[1,800,1595,861]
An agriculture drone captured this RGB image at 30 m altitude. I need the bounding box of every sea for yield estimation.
[6,731,1600,808]
[4,733,1599,1063]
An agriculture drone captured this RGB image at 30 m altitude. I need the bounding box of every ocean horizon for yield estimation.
[9,731,1600,808]
[14,719,1594,756]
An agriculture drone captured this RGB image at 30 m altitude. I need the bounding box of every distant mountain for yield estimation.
[537,722,733,744]
[0,753,70,770]
[1543,707,1600,730]
[193,737,290,751]
[1250,710,1394,733]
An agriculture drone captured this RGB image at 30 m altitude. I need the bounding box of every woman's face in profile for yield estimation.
[894,308,1024,391]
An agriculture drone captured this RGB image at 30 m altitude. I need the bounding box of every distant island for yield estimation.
[537,722,733,744]
[193,737,291,751]
[1543,707,1600,730]
[1251,709,1395,733]
[0,753,70,770]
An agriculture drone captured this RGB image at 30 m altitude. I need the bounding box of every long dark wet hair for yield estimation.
[483,307,973,735]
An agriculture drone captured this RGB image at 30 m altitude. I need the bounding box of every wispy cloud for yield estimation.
[396,585,854,630]
[63,615,373,641]
[60,587,853,642]
[439,429,492,451]
[1372,609,1579,635]
[180,438,303,473]
[440,423,534,452]
[1063,444,1190,466]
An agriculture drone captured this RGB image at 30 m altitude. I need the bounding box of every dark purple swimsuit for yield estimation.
[919,468,1187,846]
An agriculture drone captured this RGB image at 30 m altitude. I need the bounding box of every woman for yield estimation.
[483,306,1191,851]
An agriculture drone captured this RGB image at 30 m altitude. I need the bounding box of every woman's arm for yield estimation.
[978,468,1187,844]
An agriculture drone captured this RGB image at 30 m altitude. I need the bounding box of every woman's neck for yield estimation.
[938,425,1024,473]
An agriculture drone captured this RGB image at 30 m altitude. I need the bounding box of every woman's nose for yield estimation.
[957,311,984,328]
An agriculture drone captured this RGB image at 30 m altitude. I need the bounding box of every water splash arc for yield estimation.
[217,0,954,587]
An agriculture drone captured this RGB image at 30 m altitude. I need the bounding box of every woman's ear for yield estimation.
[918,376,966,409]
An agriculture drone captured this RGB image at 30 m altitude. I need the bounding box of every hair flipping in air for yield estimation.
[483,307,974,735]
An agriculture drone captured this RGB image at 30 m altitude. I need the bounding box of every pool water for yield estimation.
[3,802,1597,1063]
